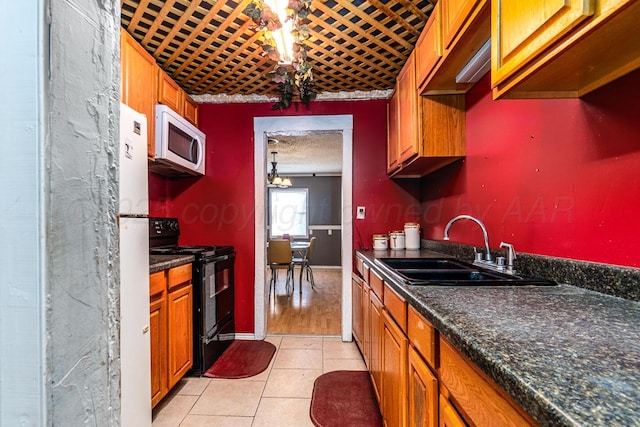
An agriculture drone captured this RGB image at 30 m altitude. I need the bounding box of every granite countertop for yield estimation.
[149,254,194,273]
[357,249,640,427]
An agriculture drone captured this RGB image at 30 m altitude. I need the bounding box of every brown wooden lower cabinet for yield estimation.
[149,264,193,407]
[352,273,364,351]
[382,310,408,427]
[369,287,383,402]
[354,256,539,427]
[439,337,537,427]
[408,345,438,427]
[167,282,193,389]
[149,291,167,408]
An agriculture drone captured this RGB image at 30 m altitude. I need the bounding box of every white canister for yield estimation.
[404,222,421,250]
[389,230,405,250]
[372,234,388,250]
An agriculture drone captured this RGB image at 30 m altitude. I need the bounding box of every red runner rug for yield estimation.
[203,340,276,379]
[310,370,382,427]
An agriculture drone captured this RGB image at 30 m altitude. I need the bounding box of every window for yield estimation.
[269,188,309,239]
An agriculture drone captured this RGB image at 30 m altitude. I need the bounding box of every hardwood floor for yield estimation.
[267,267,342,335]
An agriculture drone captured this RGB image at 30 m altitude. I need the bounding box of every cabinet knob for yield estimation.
[142,325,150,333]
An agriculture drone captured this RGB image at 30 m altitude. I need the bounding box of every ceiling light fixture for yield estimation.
[267,151,292,188]
[244,0,315,110]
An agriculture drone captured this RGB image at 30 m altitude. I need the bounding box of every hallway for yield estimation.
[267,268,342,335]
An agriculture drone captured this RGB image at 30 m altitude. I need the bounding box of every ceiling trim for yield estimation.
[191,89,393,104]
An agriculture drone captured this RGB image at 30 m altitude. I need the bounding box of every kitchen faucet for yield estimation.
[499,241,517,274]
[443,214,493,263]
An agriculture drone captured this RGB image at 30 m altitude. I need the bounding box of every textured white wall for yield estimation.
[47,0,121,425]
[0,0,121,425]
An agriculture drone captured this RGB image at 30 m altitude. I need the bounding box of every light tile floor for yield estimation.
[152,336,367,426]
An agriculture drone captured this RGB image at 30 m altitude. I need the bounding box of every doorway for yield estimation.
[253,115,353,341]
[265,133,343,335]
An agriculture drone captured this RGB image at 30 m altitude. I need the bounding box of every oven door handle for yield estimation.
[209,254,229,262]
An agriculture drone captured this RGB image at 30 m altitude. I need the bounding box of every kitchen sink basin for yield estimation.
[374,257,557,287]
[374,258,469,270]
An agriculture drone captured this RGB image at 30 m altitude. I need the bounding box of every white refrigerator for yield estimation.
[119,103,151,426]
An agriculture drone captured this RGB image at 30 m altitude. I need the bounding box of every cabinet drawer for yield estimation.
[362,263,370,284]
[369,269,384,300]
[384,283,407,332]
[440,337,536,427]
[408,305,437,370]
[168,263,192,291]
[150,271,166,297]
[355,256,365,279]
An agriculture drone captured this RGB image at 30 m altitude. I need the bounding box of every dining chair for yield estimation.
[292,236,316,292]
[267,239,294,296]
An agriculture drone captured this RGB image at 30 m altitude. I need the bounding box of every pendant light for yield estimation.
[267,151,292,187]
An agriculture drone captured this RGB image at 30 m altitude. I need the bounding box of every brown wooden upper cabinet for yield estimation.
[157,70,183,115]
[387,53,420,175]
[387,90,400,174]
[396,53,420,165]
[121,29,157,158]
[183,96,199,127]
[417,0,490,94]
[157,68,200,127]
[491,0,640,98]
[387,91,466,178]
[415,2,442,91]
[121,28,200,159]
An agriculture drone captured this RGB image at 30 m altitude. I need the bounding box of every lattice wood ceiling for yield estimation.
[121,0,435,97]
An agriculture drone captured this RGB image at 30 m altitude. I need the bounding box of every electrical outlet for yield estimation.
[356,206,365,219]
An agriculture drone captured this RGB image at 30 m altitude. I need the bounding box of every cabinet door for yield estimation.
[120,29,157,158]
[149,294,167,408]
[415,2,442,89]
[387,91,400,173]
[361,281,370,367]
[352,274,364,350]
[167,283,193,389]
[369,290,383,402]
[442,0,480,50]
[439,395,467,427]
[408,346,438,427]
[492,0,595,86]
[157,69,183,114]
[382,310,408,427]
[396,52,420,164]
[183,95,199,127]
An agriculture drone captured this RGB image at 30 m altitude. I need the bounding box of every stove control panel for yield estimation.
[149,217,180,237]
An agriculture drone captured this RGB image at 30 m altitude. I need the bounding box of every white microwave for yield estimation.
[153,104,205,176]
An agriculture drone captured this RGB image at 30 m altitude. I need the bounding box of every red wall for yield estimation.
[149,100,421,333]
[421,69,640,268]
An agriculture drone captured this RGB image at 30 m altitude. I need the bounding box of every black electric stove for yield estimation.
[149,217,235,375]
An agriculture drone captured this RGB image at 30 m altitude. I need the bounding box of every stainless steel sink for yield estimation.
[374,257,557,286]
[375,258,469,270]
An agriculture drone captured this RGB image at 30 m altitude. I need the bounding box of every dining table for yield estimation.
[290,240,310,254]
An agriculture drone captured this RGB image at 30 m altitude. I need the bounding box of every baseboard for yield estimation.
[235,333,256,340]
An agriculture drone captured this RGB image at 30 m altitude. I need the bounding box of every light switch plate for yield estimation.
[356,206,365,219]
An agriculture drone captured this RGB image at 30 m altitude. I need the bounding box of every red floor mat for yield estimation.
[203,340,276,379]
[310,370,382,427]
